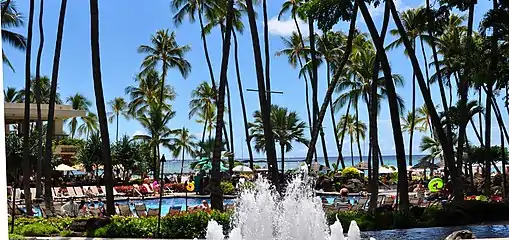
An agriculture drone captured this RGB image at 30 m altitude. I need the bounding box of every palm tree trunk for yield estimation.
[198,8,216,91]
[34,0,45,200]
[388,0,462,201]
[210,0,234,211]
[90,0,114,216]
[22,0,35,216]
[327,62,341,168]
[337,100,352,169]
[298,56,317,161]
[226,79,235,172]
[200,108,208,154]
[358,0,409,211]
[478,88,483,144]
[501,124,507,199]
[246,0,280,190]
[410,42,416,168]
[116,114,119,142]
[350,134,354,166]
[419,37,431,91]
[456,0,475,190]
[355,105,362,163]
[180,148,185,176]
[43,0,67,211]
[262,0,271,106]
[232,31,254,168]
[280,143,285,174]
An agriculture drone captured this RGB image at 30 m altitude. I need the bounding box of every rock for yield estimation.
[322,178,335,192]
[345,179,363,193]
[445,230,476,240]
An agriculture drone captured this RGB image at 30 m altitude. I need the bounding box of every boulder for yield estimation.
[345,179,363,193]
[445,230,476,240]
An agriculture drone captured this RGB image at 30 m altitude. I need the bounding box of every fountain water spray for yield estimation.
[205,175,371,240]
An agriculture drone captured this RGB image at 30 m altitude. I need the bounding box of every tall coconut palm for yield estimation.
[125,69,176,116]
[90,0,114,215]
[107,97,129,142]
[250,105,309,173]
[4,87,21,102]
[196,106,216,141]
[66,93,91,138]
[78,112,99,138]
[245,0,279,189]
[19,76,62,104]
[135,103,176,181]
[21,0,35,216]
[138,29,191,109]
[43,0,67,210]
[171,0,219,91]
[401,111,425,167]
[2,0,26,72]
[337,114,366,166]
[189,81,216,143]
[172,127,197,176]
[33,0,45,199]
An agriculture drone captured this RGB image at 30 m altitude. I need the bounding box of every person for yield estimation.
[78,200,88,216]
[61,198,78,217]
[321,197,328,204]
[339,186,349,202]
[97,198,105,214]
[85,187,95,198]
[414,181,425,206]
[201,200,210,209]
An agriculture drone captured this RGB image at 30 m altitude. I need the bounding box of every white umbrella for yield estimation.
[54,164,76,172]
[379,166,397,174]
[232,165,253,173]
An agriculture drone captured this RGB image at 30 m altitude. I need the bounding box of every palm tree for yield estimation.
[172,127,197,176]
[337,114,366,166]
[401,111,425,167]
[138,29,191,107]
[189,81,216,143]
[2,0,26,72]
[107,97,129,142]
[21,0,35,216]
[66,93,91,138]
[77,112,99,138]
[33,0,45,199]
[196,105,216,141]
[135,103,176,181]
[4,87,21,102]
[19,76,63,104]
[171,0,219,91]
[125,69,176,116]
[245,0,279,189]
[43,0,67,210]
[90,0,114,215]
[250,105,309,173]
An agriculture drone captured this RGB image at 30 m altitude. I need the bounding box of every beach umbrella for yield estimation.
[54,164,76,171]
[232,165,253,173]
[354,161,369,170]
[411,161,441,170]
[379,166,397,174]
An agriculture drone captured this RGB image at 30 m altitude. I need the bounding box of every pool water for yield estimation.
[117,197,236,216]
[324,196,357,205]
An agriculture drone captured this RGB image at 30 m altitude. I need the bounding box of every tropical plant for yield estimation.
[171,127,197,176]
[401,111,426,166]
[77,112,99,138]
[2,0,26,72]
[107,97,129,142]
[111,135,151,182]
[249,105,309,173]
[189,81,216,143]
[4,87,21,102]
[337,114,366,166]
[66,93,92,138]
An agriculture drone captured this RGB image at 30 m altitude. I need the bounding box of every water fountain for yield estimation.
[204,176,373,240]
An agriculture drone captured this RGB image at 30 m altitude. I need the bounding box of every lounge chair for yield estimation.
[90,186,105,197]
[134,203,147,217]
[351,197,368,210]
[73,187,86,198]
[383,197,395,207]
[102,186,126,197]
[52,187,68,201]
[29,188,37,200]
[142,184,155,196]
[66,187,78,198]
[169,206,181,214]
[147,208,159,217]
[117,204,133,217]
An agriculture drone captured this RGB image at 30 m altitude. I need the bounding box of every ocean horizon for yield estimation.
[163,155,428,174]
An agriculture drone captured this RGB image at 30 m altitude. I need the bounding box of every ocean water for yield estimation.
[162,155,427,174]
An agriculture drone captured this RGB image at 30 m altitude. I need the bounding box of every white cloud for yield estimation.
[267,16,309,37]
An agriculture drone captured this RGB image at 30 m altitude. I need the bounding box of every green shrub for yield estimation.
[60,230,73,237]
[238,181,255,191]
[17,223,60,236]
[220,181,235,195]
[341,167,360,179]
[8,234,24,240]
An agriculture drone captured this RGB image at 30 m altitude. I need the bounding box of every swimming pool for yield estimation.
[117,197,236,216]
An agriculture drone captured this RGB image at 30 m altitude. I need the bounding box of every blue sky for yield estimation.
[2,0,506,161]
